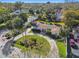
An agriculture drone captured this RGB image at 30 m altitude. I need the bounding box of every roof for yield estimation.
[36,22,60,30]
[51,25,60,33]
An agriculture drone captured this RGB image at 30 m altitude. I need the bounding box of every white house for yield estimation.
[55,8,63,21]
[27,16,38,22]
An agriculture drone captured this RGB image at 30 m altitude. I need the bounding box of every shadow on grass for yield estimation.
[2,39,14,56]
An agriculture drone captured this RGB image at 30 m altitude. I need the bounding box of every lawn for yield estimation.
[52,22,65,26]
[0,23,6,29]
[36,20,65,26]
[56,39,66,58]
[14,35,51,57]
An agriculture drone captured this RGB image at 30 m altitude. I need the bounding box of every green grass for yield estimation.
[14,35,51,57]
[0,23,6,26]
[56,39,66,58]
[36,20,65,26]
[52,22,65,26]
[0,23,6,29]
[28,30,33,33]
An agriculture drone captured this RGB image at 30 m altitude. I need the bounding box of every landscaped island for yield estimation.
[14,35,51,57]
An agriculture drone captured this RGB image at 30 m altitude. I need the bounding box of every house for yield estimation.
[73,26,79,39]
[27,16,38,22]
[32,21,61,35]
[55,8,63,21]
[51,24,61,35]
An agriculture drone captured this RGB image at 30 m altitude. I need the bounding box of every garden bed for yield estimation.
[14,35,51,57]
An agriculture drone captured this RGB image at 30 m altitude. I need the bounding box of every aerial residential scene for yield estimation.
[0,0,79,58]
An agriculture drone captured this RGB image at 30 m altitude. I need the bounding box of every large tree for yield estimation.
[20,13,28,22]
[64,10,79,28]
[12,16,23,29]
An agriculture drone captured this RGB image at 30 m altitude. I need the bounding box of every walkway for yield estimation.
[0,30,10,58]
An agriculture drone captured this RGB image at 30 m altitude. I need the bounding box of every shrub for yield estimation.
[6,20,13,29]
[12,16,23,29]
[32,29,41,33]
[12,29,21,37]
[5,32,12,39]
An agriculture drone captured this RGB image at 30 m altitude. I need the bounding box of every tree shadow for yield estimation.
[2,39,14,56]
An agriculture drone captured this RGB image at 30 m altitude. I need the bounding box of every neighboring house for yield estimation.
[55,8,63,21]
[73,26,79,39]
[71,26,79,57]
[27,16,38,22]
